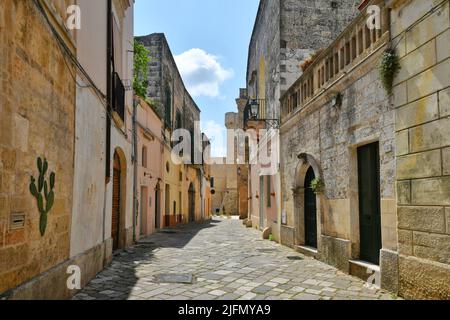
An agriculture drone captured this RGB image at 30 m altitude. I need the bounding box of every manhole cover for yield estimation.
[287,256,304,261]
[153,274,194,284]
[159,230,177,234]
[257,249,279,253]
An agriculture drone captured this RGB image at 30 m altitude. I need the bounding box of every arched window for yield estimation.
[142,146,148,168]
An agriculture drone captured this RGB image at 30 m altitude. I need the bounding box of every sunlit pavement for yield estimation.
[74,217,397,300]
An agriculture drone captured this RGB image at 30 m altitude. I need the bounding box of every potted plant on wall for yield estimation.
[379,48,401,95]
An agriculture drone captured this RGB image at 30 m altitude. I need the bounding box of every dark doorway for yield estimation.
[189,183,195,222]
[357,142,382,265]
[304,167,317,248]
[155,184,161,229]
[112,152,121,251]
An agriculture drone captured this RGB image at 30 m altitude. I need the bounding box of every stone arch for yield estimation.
[294,153,323,189]
[112,147,127,250]
[292,153,323,250]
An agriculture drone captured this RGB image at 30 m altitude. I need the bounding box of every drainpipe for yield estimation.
[132,97,138,243]
[103,0,113,244]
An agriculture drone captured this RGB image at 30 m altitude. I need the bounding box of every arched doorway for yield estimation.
[112,152,122,251]
[188,183,195,222]
[304,167,318,248]
[293,154,322,249]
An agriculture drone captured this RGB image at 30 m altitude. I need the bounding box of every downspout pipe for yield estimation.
[132,97,138,243]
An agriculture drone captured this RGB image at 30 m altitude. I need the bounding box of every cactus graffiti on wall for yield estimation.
[29,157,56,236]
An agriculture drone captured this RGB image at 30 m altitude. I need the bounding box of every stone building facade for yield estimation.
[245,0,359,239]
[0,0,135,299]
[0,0,77,297]
[278,0,450,299]
[135,97,164,238]
[136,33,208,226]
[390,0,450,300]
[280,0,395,290]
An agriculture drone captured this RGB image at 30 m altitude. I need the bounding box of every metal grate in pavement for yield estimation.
[153,273,195,284]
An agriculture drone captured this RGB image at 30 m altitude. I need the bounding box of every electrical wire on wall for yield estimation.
[31,0,130,136]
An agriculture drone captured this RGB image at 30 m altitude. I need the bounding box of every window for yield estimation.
[142,146,148,168]
[267,176,272,208]
[173,201,177,216]
[210,177,215,188]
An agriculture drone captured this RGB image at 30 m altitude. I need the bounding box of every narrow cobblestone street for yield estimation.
[74,218,397,300]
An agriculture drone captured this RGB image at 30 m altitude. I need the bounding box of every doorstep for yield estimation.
[295,245,318,258]
[349,260,380,282]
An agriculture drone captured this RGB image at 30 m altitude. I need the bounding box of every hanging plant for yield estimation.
[379,49,401,95]
[310,177,325,194]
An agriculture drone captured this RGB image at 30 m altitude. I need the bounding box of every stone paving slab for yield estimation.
[73,218,399,300]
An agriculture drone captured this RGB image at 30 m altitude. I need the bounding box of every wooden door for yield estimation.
[358,142,382,265]
[155,186,160,229]
[304,167,317,248]
[112,153,121,251]
[189,184,195,222]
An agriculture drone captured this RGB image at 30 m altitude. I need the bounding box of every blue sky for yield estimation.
[134,0,259,156]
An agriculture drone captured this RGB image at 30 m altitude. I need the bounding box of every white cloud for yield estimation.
[175,49,234,98]
[201,120,227,158]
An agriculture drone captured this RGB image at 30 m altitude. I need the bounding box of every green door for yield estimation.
[304,167,317,248]
[357,142,382,265]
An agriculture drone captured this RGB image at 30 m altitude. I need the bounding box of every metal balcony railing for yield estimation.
[113,72,125,122]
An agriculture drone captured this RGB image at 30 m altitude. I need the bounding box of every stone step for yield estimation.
[295,246,318,258]
[349,260,380,283]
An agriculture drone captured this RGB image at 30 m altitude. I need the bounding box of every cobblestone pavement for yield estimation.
[74,217,398,300]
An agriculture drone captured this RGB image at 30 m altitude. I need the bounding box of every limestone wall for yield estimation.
[0,0,75,294]
[391,0,450,300]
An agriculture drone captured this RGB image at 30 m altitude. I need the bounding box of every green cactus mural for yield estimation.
[30,157,56,236]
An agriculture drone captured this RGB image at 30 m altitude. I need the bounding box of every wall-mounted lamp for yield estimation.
[332,92,343,109]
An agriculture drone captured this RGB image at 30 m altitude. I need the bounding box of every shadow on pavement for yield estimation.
[74,219,222,300]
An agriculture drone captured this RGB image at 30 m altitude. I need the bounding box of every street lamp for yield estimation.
[249,99,259,119]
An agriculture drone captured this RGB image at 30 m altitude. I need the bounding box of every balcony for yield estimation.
[280,0,389,123]
[112,72,126,124]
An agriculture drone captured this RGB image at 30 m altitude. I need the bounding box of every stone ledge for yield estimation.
[0,240,110,300]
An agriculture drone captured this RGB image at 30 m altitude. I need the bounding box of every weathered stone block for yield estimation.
[446,208,450,234]
[380,249,399,294]
[396,94,439,131]
[0,244,29,271]
[443,148,450,176]
[398,206,446,233]
[280,225,295,248]
[409,117,450,153]
[411,177,450,206]
[396,130,409,156]
[398,229,413,255]
[399,255,450,300]
[439,87,450,117]
[393,82,407,107]
[397,150,442,180]
[405,1,449,53]
[396,39,437,85]
[436,28,450,63]
[413,232,450,264]
[319,235,351,272]
[407,58,450,102]
[397,180,411,205]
